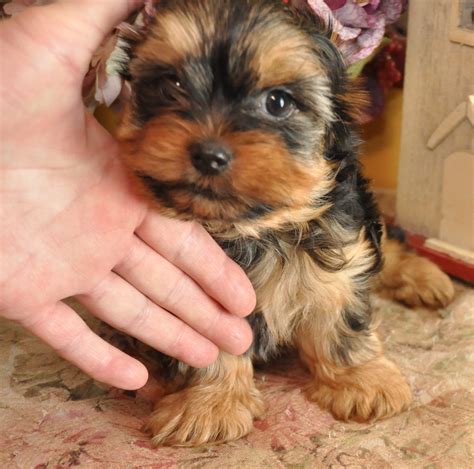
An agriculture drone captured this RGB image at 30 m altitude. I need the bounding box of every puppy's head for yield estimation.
[118,0,358,232]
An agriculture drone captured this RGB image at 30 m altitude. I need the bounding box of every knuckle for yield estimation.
[161,274,189,309]
[122,297,152,333]
[117,241,147,273]
[52,325,85,357]
[200,308,222,338]
[172,222,202,263]
[209,256,228,284]
[85,275,112,303]
[169,322,187,356]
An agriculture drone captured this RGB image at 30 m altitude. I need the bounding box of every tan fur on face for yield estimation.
[146,353,264,447]
[120,113,198,182]
[248,29,322,88]
[119,1,337,227]
[225,130,328,207]
[133,8,215,67]
[119,109,332,223]
[247,34,335,125]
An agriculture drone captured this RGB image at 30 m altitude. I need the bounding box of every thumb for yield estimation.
[28,0,144,75]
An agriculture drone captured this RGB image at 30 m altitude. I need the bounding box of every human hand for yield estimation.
[0,0,255,390]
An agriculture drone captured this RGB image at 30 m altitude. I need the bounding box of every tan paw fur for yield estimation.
[145,385,265,447]
[308,357,412,422]
[377,239,455,308]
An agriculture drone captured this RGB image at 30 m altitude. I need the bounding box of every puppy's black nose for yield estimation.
[190,141,233,175]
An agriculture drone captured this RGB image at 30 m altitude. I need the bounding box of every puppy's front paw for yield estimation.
[145,385,265,446]
[308,358,412,422]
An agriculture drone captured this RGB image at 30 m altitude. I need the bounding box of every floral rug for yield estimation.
[1,284,473,468]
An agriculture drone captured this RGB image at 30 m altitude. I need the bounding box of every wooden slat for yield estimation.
[396,0,474,239]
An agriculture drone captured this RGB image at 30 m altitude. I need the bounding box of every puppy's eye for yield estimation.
[136,75,184,106]
[265,89,296,118]
[157,76,183,102]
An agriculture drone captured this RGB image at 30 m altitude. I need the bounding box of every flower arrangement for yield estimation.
[1,0,407,118]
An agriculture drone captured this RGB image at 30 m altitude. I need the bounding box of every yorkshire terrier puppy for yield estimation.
[117,0,454,446]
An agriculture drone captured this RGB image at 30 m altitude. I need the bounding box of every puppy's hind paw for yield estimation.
[385,255,454,308]
[377,239,455,309]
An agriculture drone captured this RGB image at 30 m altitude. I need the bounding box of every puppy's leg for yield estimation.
[146,353,264,446]
[295,283,411,422]
[296,322,411,422]
[374,237,454,308]
[295,234,411,421]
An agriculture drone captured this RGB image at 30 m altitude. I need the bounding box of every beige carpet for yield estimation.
[1,284,473,468]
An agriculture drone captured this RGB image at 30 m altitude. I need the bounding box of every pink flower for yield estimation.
[304,0,407,64]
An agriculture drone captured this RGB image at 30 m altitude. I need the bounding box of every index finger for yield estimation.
[136,212,256,318]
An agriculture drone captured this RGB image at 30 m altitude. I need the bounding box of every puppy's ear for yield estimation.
[291,8,368,160]
[292,7,348,91]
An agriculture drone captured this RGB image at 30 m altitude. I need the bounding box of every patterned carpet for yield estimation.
[1,284,473,468]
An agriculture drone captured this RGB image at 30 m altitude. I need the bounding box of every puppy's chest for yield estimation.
[220,235,351,349]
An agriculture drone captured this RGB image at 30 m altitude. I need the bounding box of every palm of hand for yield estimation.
[1,6,146,316]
